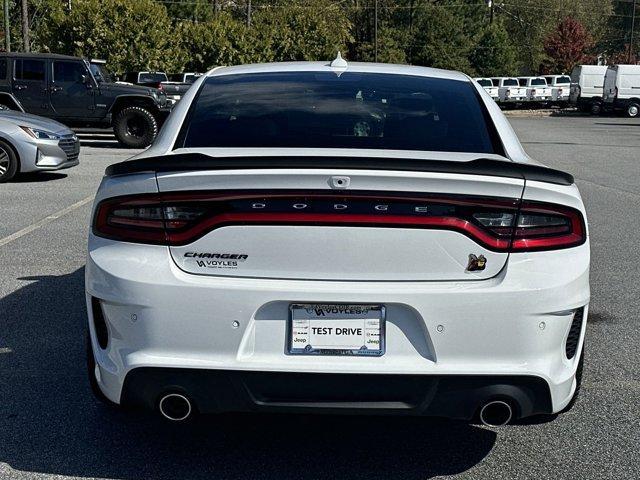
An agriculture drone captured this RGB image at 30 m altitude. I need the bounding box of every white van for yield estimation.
[603,65,640,118]
[569,65,608,114]
[474,78,499,101]
[545,75,572,105]
[491,77,528,103]
[518,77,552,103]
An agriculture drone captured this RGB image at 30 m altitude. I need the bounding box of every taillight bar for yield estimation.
[92,191,586,252]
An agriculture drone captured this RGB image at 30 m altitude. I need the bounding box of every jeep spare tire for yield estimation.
[113,106,158,148]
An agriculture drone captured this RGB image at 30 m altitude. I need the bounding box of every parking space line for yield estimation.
[0,196,94,248]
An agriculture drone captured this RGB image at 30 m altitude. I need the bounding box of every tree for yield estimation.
[499,0,612,73]
[600,0,639,61]
[410,4,474,74]
[175,14,252,71]
[543,17,593,73]
[249,0,352,62]
[470,23,519,76]
[351,23,407,64]
[33,0,181,73]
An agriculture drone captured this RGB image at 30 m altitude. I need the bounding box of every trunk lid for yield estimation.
[156,167,525,282]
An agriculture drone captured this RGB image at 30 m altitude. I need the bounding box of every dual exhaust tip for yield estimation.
[158,392,514,426]
[158,393,193,422]
[479,400,514,427]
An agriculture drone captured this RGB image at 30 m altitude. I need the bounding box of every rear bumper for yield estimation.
[86,234,590,417]
[121,368,553,420]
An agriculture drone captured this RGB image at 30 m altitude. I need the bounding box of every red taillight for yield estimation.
[614,86,618,98]
[510,201,585,251]
[94,194,166,244]
[93,192,585,252]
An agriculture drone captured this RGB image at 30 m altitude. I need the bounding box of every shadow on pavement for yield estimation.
[594,122,640,127]
[0,269,497,479]
[79,140,122,148]
[12,172,68,183]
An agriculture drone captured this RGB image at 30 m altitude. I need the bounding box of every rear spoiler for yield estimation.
[105,153,574,186]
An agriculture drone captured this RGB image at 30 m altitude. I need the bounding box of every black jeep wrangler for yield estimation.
[0,53,170,148]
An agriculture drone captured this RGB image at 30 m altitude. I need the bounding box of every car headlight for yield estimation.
[19,126,60,140]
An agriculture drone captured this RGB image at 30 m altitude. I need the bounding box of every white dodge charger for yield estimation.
[86,58,589,426]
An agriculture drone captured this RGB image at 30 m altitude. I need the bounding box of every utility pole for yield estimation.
[21,0,29,52]
[630,0,637,63]
[487,0,494,24]
[374,0,378,62]
[408,0,414,64]
[246,0,251,27]
[3,0,10,52]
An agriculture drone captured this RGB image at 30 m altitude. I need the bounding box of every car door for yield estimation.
[49,59,95,119]
[12,58,49,113]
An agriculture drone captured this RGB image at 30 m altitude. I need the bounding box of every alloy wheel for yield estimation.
[0,147,9,176]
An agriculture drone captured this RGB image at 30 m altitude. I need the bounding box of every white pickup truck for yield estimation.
[491,77,528,104]
[474,78,499,101]
[518,77,553,104]
[545,75,572,105]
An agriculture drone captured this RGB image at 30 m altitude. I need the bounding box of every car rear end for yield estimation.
[499,78,527,103]
[86,64,589,424]
[548,75,571,104]
[475,78,499,101]
[528,78,552,103]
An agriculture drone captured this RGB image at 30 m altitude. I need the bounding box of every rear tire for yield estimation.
[113,106,158,148]
[626,102,639,118]
[590,101,602,115]
[0,139,18,182]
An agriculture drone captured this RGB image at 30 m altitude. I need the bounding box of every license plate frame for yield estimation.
[287,303,385,356]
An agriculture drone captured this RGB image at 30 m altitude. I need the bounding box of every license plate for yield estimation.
[288,304,385,356]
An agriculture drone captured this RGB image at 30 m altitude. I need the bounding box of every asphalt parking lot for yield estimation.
[0,117,639,479]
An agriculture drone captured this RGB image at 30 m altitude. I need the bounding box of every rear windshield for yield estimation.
[139,72,167,83]
[476,79,492,87]
[181,72,500,154]
[557,76,571,84]
[531,78,547,86]
[503,79,519,86]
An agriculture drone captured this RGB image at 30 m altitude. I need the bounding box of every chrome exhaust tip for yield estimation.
[158,393,193,422]
[479,400,513,427]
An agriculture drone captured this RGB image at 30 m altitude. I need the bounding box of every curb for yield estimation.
[502,108,590,118]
